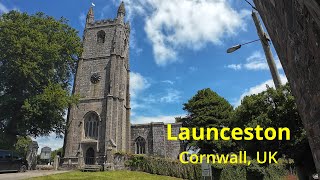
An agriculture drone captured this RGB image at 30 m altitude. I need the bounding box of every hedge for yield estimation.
[122,154,287,180]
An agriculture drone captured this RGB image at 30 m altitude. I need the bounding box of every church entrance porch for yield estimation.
[85,147,95,165]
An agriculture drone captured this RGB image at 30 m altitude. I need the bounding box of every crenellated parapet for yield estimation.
[85,1,129,29]
[86,19,130,29]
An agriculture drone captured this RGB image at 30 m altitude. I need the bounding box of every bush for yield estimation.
[264,163,287,180]
[126,155,201,179]
[123,154,287,180]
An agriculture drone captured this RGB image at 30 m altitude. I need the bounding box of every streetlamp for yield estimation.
[227,11,282,89]
[226,39,260,53]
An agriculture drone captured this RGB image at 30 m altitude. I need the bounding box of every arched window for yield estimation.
[135,136,146,154]
[84,113,99,139]
[97,30,106,43]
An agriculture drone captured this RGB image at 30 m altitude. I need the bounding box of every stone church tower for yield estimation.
[63,2,131,167]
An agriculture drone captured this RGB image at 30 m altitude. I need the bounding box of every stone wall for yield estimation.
[253,0,320,173]
[164,123,183,159]
[131,122,182,159]
[151,123,166,157]
[130,123,153,155]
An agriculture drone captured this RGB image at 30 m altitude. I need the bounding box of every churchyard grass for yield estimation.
[29,170,181,180]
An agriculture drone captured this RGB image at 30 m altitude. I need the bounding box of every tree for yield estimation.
[177,88,234,154]
[232,84,315,176]
[232,84,308,158]
[50,147,63,162]
[14,136,32,158]
[0,11,82,147]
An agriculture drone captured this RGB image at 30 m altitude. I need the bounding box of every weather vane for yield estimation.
[91,2,95,7]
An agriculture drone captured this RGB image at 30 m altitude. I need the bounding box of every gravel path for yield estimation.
[0,170,70,180]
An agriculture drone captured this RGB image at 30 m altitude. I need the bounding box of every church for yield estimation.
[63,2,183,168]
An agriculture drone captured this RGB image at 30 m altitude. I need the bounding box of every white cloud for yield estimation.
[79,13,86,27]
[244,51,267,70]
[160,89,182,103]
[226,51,283,71]
[188,66,198,73]
[130,72,151,116]
[122,0,250,66]
[130,28,143,55]
[131,100,149,116]
[161,80,174,85]
[130,72,150,98]
[0,3,9,14]
[139,88,182,104]
[141,94,157,104]
[129,75,180,115]
[233,74,288,107]
[132,114,185,124]
[226,64,242,70]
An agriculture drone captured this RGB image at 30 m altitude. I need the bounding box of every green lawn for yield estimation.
[29,170,182,180]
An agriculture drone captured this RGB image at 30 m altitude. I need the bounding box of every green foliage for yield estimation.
[263,163,287,180]
[177,88,234,153]
[0,10,82,146]
[50,147,63,161]
[0,131,11,149]
[124,154,287,180]
[232,84,309,163]
[126,155,201,179]
[218,165,246,180]
[21,83,79,136]
[182,88,233,127]
[14,136,32,157]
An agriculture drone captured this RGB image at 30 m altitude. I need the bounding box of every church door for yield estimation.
[85,147,95,165]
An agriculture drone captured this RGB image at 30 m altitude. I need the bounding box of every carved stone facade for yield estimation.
[63,3,182,168]
[253,0,320,174]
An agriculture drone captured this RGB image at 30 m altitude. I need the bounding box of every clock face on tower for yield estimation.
[90,73,101,84]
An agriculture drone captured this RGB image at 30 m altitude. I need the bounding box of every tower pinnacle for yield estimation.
[86,6,94,25]
[117,1,126,19]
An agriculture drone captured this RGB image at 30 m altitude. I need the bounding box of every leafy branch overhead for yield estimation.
[0,11,82,147]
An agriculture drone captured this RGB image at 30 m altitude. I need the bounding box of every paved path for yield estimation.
[0,170,70,180]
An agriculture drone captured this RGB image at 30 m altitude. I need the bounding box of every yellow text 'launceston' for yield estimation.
[167,124,290,141]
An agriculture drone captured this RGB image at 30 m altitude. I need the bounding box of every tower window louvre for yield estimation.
[97,30,106,43]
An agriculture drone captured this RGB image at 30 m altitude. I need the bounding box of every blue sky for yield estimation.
[0,0,288,151]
